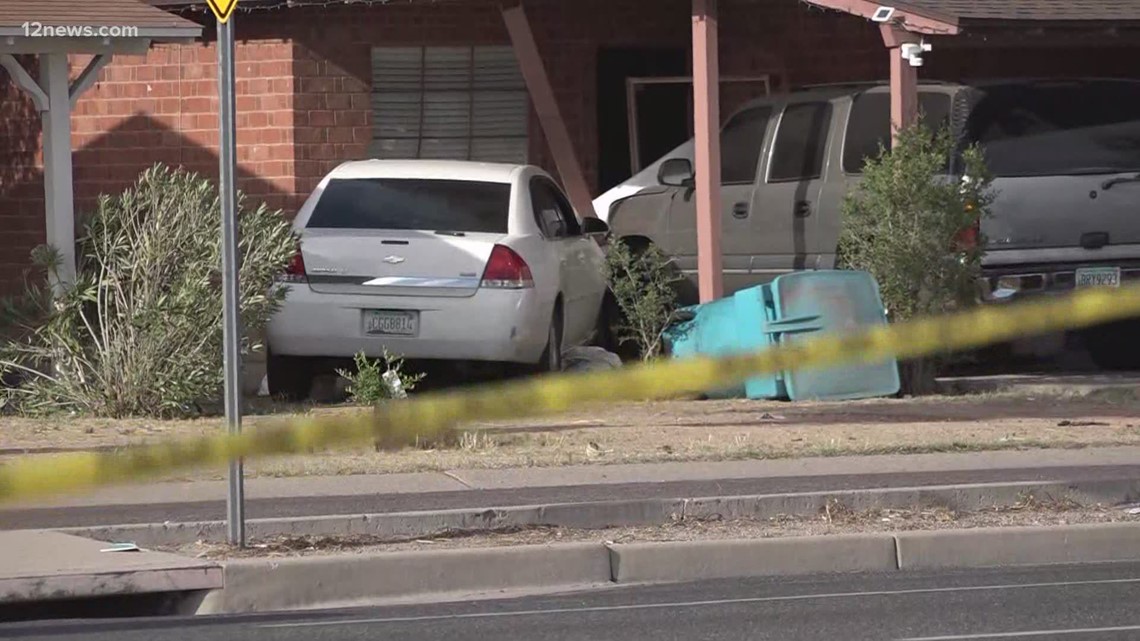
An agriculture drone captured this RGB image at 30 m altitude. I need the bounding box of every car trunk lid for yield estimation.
[300,230,508,297]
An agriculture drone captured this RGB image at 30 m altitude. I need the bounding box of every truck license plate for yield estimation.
[1075,267,1121,289]
[364,310,419,336]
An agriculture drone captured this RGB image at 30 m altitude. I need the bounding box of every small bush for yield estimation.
[604,239,682,360]
[337,349,425,405]
[0,164,296,417]
[838,122,995,392]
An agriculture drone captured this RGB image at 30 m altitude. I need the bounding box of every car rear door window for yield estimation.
[963,81,1140,177]
[721,107,773,184]
[530,178,581,238]
[842,92,952,173]
[306,178,512,232]
[768,102,832,182]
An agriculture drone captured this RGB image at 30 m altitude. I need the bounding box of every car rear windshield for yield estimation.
[306,178,512,232]
[963,82,1140,178]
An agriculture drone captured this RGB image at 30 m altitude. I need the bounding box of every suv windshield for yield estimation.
[306,178,512,232]
[963,81,1140,178]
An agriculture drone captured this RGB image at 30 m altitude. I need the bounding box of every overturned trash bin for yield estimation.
[664,270,900,401]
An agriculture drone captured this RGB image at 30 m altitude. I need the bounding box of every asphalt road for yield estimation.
[4,464,1140,529]
[6,563,1140,640]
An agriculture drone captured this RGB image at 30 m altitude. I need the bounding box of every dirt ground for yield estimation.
[175,494,1140,560]
[2,389,1138,480]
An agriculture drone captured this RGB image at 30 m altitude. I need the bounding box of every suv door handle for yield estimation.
[794,200,812,217]
[732,202,749,219]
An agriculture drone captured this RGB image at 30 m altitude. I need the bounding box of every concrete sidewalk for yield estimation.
[0,530,220,607]
[11,446,1140,511]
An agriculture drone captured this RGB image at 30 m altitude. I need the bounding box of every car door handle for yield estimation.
[794,200,812,217]
[732,202,749,219]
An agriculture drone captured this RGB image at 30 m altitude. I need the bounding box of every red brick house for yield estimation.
[2,0,1139,296]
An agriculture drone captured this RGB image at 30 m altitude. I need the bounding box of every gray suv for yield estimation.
[603,78,1140,368]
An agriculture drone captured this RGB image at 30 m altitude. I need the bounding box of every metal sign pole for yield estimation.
[218,14,245,548]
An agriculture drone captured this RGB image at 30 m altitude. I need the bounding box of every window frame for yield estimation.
[840,89,955,176]
[765,100,834,184]
[370,45,529,163]
[529,176,582,239]
[719,105,775,185]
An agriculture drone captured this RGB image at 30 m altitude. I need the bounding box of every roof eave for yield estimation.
[801,0,961,35]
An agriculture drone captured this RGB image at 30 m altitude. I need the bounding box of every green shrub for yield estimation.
[0,164,296,417]
[838,122,995,392]
[337,349,425,405]
[604,239,682,361]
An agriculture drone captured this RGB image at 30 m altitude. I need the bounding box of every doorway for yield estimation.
[596,47,689,193]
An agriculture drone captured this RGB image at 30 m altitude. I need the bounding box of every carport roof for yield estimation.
[891,0,1140,25]
[145,0,1140,24]
[0,0,201,39]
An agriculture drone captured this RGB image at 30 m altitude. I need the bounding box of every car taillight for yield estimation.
[953,224,978,251]
[480,245,534,289]
[953,202,980,251]
[280,250,307,283]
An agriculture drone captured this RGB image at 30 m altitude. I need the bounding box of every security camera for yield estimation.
[871,6,896,23]
[900,40,932,67]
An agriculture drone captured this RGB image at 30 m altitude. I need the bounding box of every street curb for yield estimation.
[895,522,1140,569]
[63,478,1140,548]
[608,534,898,582]
[195,543,611,614]
[196,522,1140,614]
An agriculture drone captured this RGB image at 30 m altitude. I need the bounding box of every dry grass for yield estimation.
[175,494,1140,560]
[3,391,1140,481]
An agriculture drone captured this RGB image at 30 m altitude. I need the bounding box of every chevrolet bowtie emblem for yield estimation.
[383,255,406,265]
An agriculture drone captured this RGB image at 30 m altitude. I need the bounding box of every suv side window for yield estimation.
[768,102,832,182]
[721,106,773,184]
[842,91,952,174]
[530,178,581,238]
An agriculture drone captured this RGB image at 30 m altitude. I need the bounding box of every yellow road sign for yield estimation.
[206,0,240,24]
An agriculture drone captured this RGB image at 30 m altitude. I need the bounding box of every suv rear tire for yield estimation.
[266,350,316,400]
[1083,319,1140,371]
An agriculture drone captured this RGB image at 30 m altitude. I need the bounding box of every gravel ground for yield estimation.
[175,495,1140,560]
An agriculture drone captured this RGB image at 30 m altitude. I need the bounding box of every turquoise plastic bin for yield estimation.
[665,270,900,401]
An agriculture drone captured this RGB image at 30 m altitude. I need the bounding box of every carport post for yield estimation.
[503,3,597,219]
[882,24,919,142]
[692,0,724,302]
[39,53,77,290]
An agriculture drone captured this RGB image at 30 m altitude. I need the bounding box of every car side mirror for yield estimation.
[581,217,609,235]
[658,158,695,187]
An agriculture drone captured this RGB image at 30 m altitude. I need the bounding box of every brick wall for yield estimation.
[2,0,1139,296]
[0,55,43,294]
[70,38,299,213]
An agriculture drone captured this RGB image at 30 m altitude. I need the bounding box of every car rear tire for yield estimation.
[266,350,316,401]
[1084,319,1140,371]
[538,307,564,373]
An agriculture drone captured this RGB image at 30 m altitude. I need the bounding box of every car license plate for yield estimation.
[1075,267,1121,289]
[364,310,419,336]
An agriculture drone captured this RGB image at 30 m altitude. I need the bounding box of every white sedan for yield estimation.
[266,160,611,399]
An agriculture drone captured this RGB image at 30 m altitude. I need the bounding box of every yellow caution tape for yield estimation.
[2,283,1140,505]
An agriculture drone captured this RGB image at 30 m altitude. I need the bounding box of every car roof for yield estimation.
[731,76,1140,115]
[327,159,526,183]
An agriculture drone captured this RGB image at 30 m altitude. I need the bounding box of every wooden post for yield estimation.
[503,4,598,218]
[692,0,724,302]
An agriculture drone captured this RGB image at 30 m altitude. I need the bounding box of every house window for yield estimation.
[370,46,529,163]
